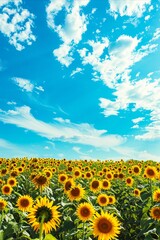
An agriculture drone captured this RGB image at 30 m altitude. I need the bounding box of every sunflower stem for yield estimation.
[39,214,45,240]
[149,179,153,205]
[82,221,85,240]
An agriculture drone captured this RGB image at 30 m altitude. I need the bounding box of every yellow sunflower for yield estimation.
[63,179,75,194]
[97,194,108,206]
[76,202,95,222]
[67,184,85,201]
[108,196,116,205]
[2,184,13,195]
[102,180,111,190]
[0,198,7,211]
[90,179,101,193]
[91,211,121,240]
[153,189,160,202]
[7,177,17,187]
[125,177,134,187]
[144,166,157,179]
[150,206,160,221]
[134,188,141,197]
[32,174,49,190]
[132,165,141,176]
[28,196,61,234]
[58,173,68,184]
[17,195,33,212]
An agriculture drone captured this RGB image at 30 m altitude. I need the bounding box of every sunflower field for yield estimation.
[0,158,160,240]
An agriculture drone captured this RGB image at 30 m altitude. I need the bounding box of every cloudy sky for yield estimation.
[0,0,160,160]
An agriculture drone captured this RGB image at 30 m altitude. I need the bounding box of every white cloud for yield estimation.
[108,0,151,18]
[132,117,144,124]
[99,77,160,140]
[131,124,139,129]
[13,77,34,92]
[0,0,36,50]
[151,28,160,42]
[0,105,125,150]
[35,86,44,92]
[7,101,17,105]
[0,138,15,149]
[12,77,44,93]
[46,0,90,66]
[79,34,157,88]
[70,67,83,77]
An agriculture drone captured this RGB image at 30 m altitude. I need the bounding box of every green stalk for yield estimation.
[149,179,153,205]
[39,214,45,240]
[82,222,85,240]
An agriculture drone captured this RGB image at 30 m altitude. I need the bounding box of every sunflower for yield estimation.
[58,173,68,184]
[74,169,81,178]
[44,169,52,179]
[28,196,61,234]
[102,180,111,190]
[97,194,108,206]
[0,198,7,211]
[90,179,101,193]
[144,166,157,179]
[125,177,134,187]
[2,184,12,195]
[63,179,75,193]
[153,189,160,202]
[108,196,116,205]
[76,202,95,222]
[91,211,121,240]
[132,165,141,176]
[150,206,160,221]
[67,184,85,201]
[17,195,33,212]
[106,172,113,181]
[134,188,141,197]
[32,174,49,190]
[7,177,17,187]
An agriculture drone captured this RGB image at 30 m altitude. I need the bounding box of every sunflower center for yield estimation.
[75,171,80,176]
[92,181,99,189]
[147,169,154,176]
[20,199,30,207]
[9,180,15,185]
[36,206,52,223]
[65,181,72,191]
[80,207,90,217]
[153,209,160,217]
[156,193,160,199]
[127,178,131,183]
[100,197,107,204]
[134,167,139,173]
[35,176,47,185]
[71,187,80,196]
[103,181,109,187]
[4,186,10,193]
[97,218,112,233]
[0,202,5,209]
[60,176,66,182]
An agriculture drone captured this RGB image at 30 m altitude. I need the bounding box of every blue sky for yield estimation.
[0,0,160,161]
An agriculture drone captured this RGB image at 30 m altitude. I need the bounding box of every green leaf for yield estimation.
[44,234,57,240]
[0,230,4,240]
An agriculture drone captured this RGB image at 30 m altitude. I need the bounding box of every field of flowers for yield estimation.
[0,157,160,240]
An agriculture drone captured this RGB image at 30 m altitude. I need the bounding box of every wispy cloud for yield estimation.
[0,105,125,150]
[12,77,44,93]
[70,68,83,77]
[0,0,36,50]
[46,0,90,66]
